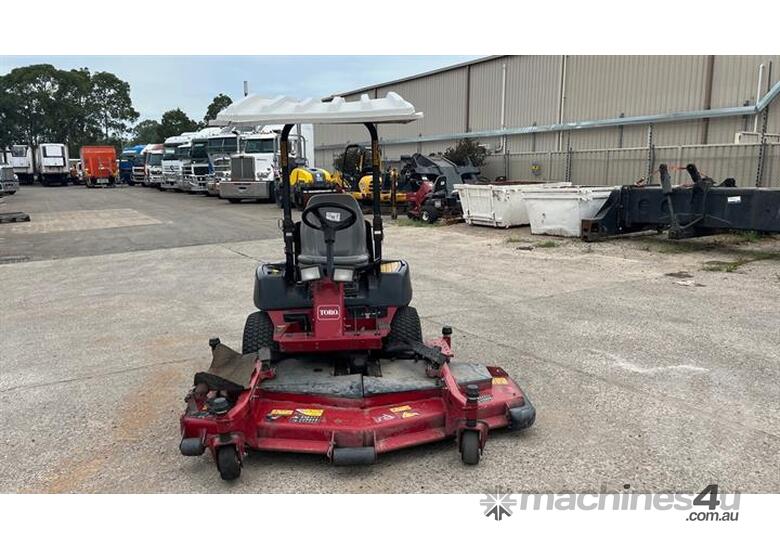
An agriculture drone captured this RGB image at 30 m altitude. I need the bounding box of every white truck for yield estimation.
[219,124,313,203]
[142,144,165,187]
[180,127,223,193]
[205,131,241,196]
[10,144,35,184]
[36,143,70,185]
[161,133,195,191]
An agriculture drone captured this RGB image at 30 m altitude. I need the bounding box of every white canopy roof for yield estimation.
[213,92,423,126]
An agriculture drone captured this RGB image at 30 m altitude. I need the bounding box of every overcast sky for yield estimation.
[0,55,479,123]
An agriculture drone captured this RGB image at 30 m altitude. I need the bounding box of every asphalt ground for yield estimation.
[1,184,778,493]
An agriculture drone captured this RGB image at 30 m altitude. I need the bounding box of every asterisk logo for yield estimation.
[480,491,517,521]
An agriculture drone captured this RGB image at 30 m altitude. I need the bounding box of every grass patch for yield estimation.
[394,218,432,228]
[734,230,762,244]
[701,251,780,272]
[536,240,560,248]
[505,236,530,244]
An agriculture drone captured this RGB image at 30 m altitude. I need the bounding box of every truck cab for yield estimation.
[80,146,118,187]
[218,129,278,203]
[142,144,164,187]
[180,128,222,193]
[205,132,241,196]
[10,145,35,184]
[0,164,20,196]
[120,145,145,184]
[36,143,70,186]
[161,133,195,190]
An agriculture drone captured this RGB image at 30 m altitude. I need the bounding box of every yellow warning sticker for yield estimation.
[390,405,412,413]
[492,377,508,385]
[295,408,324,417]
[401,411,420,419]
[269,409,294,416]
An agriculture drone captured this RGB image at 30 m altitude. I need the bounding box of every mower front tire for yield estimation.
[388,306,423,343]
[216,445,241,481]
[421,205,439,224]
[460,430,481,466]
[242,310,276,355]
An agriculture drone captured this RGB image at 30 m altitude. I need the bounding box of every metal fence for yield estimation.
[480,143,780,188]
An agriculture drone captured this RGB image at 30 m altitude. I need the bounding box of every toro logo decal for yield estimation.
[317,305,341,320]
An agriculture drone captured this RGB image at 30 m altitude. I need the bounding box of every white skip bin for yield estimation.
[456,182,572,228]
[522,186,617,237]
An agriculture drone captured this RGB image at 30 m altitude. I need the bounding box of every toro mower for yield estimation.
[404,153,480,223]
[180,93,535,480]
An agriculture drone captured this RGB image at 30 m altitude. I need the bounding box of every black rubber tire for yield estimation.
[242,311,275,354]
[216,445,241,481]
[460,430,480,466]
[388,306,423,343]
[228,198,241,204]
[421,205,439,223]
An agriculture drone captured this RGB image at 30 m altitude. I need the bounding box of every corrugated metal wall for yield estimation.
[313,55,780,187]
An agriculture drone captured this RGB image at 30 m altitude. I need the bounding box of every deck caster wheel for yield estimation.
[460,430,481,466]
[216,445,241,481]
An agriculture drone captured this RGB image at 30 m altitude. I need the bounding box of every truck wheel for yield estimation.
[216,445,241,481]
[388,306,423,344]
[460,431,481,466]
[242,311,276,355]
[228,198,241,204]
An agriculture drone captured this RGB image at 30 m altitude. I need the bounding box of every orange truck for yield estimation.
[80,146,118,187]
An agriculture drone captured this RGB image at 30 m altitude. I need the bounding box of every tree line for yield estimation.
[0,64,233,152]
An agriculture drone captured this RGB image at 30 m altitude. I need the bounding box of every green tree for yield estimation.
[132,119,162,144]
[0,64,138,153]
[204,93,232,124]
[87,71,139,140]
[443,138,488,167]
[158,109,199,142]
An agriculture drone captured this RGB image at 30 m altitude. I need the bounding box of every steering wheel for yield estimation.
[302,202,357,233]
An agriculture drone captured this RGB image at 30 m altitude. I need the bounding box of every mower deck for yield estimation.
[180,339,535,474]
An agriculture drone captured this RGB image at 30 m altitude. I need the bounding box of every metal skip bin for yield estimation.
[522,186,617,237]
[456,182,572,228]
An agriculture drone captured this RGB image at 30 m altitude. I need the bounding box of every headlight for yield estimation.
[333,268,354,282]
[300,265,321,282]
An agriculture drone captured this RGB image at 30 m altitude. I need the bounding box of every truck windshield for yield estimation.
[133,155,145,166]
[163,147,178,160]
[12,146,27,157]
[190,142,208,161]
[207,137,239,155]
[245,139,274,154]
[148,153,163,166]
[177,147,190,160]
[120,152,135,162]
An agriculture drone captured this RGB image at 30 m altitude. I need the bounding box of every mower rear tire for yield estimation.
[388,306,423,343]
[242,310,276,355]
[216,445,241,480]
[460,430,481,466]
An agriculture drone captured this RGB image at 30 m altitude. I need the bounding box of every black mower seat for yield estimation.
[298,194,370,268]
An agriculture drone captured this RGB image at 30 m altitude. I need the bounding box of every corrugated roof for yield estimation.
[323,55,504,100]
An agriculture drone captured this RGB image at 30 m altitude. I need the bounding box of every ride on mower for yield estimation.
[404,153,480,223]
[179,93,535,480]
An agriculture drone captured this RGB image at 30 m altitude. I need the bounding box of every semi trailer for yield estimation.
[80,146,118,187]
[36,143,70,185]
[10,145,35,184]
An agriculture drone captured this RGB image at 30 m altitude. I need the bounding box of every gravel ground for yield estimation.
[1,185,778,493]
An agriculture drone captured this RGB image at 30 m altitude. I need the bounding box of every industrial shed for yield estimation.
[314,56,780,187]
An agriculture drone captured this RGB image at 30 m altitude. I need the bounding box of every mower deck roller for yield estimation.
[182,93,535,480]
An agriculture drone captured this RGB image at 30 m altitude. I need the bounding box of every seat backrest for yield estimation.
[299,194,369,267]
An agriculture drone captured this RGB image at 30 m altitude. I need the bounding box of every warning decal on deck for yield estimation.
[389,405,412,413]
[269,409,294,416]
[492,377,508,385]
[401,411,420,419]
[290,409,324,424]
[295,409,324,417]
[373,413,395,423]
